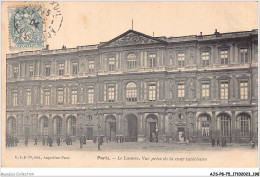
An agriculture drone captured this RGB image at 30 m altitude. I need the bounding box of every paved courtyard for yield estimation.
[5,140,257,152]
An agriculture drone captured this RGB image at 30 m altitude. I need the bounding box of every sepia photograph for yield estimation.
[1,0,259,174]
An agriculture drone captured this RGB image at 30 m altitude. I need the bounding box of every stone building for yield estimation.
[6,29,258,143]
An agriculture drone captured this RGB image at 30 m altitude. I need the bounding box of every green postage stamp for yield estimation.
[8,6,44,49]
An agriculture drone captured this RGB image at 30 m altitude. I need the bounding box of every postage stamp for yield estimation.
[8,6,44,49]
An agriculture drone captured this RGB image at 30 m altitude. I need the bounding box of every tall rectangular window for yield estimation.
[201,51,210,67]
[178,84,185,100]
[88,88,94,103]
[58,63,64,76]
[44,90,50,105]
[220,50,228,65]
[72,62,78,75]
[149,54,157,68]
[108,57,115,71]
[240,48,248,63]
[108,85,115,102]
[29,65,34,77]
[57,88,64,105]
[201,83,210,100]
[148,83,156,101]
[71,89,77,104]
[26,89,31,105]
[13,66,19,78]
[88,60,94,73]
[45,64,51,76]
[240,81,248,99]
[12,90,18,106]
[177,53,185,67]
[220,82,229,100]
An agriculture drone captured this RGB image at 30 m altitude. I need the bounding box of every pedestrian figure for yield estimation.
[25,137,28,146]
[83,136,86,145]
[221,137,225,147]
[42,137,46,145]
[224,138,227,147]
[34,136,38,145]
[10,136,14,147]
[211,137,215,147]
[69,136,72,145]
[216,138,220,147]
[49,137,53,147]
[250,139,255,149]
[57,137,61,146]
[47,136,50,146]
[14,137,19,146]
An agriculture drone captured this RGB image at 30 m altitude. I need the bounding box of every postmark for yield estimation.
[42,1,63,39]
[8,6,44,49]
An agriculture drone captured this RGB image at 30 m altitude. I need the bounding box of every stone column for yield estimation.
[53,118,57,136]
[48,114,53,136]
[137,113,145,142]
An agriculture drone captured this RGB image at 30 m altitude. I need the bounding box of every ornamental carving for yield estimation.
[109,33,158,47]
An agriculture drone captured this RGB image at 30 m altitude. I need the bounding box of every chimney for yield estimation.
[46,44,49,50]
[200,32,202,36]
[214,29,221,37]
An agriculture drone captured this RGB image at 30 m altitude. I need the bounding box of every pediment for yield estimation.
[99,30,167,48]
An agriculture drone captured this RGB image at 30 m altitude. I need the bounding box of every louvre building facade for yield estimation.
[6,29,258,143]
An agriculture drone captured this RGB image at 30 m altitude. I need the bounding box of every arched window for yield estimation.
[54,117,62,135]
[8,117,16,135]
[126,82,137,102]
[219,114,230,136]
[127,53,137,69]
[199,114,210,136]
[238,113,250,137]
[43,117,48,128]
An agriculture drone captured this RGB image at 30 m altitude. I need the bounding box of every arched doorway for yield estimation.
[67,116,76,136]
[217,113,231,140]
[7,117,16,136]
[126,114,138,142]
[105,115,116,142]
[146,114,158,142]
[54,116,62,136]
[236,113,251,140]
[40,116,49,136]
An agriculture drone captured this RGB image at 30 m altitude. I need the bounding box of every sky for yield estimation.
[2,1,258,52]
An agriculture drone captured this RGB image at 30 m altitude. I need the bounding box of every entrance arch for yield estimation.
[105,115,116,142]
[125,114,138,142]
[40,116,49,136]
[146,114,158,142]
[7,116,16,136]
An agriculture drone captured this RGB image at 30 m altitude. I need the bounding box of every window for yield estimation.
[108,57,115,71]
[201,115,210,136]
[45,64,51,76]
[13,66,19,78]
[201,51,210,67]
[127,53,137,69]
[201,83,210,100]
[177,53,185,67]
[43,117,48,127]
[72,62,78,75]
[219,114,230,136]
[71,89,77,104]
[8,117,16,135]
[239,114,250,137]
[26,89,31,105]
[126,82,137,102]
[88,87,94,104]
[71,117,76,135]
[29,65,33,77]
[149,53,156,68]
[12,90,18,106]
[148,83,156,101]
[240,48,248,63]
[178,84,185,100]
[57,88,64,105]
[220,50,228,65]
[58,63,64,76]
[44,89,50,105]
[88,60,94,73]
[55,117,62,135]
[240,81,248,99]
[108,85,115,102]
[220,82,229,100]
